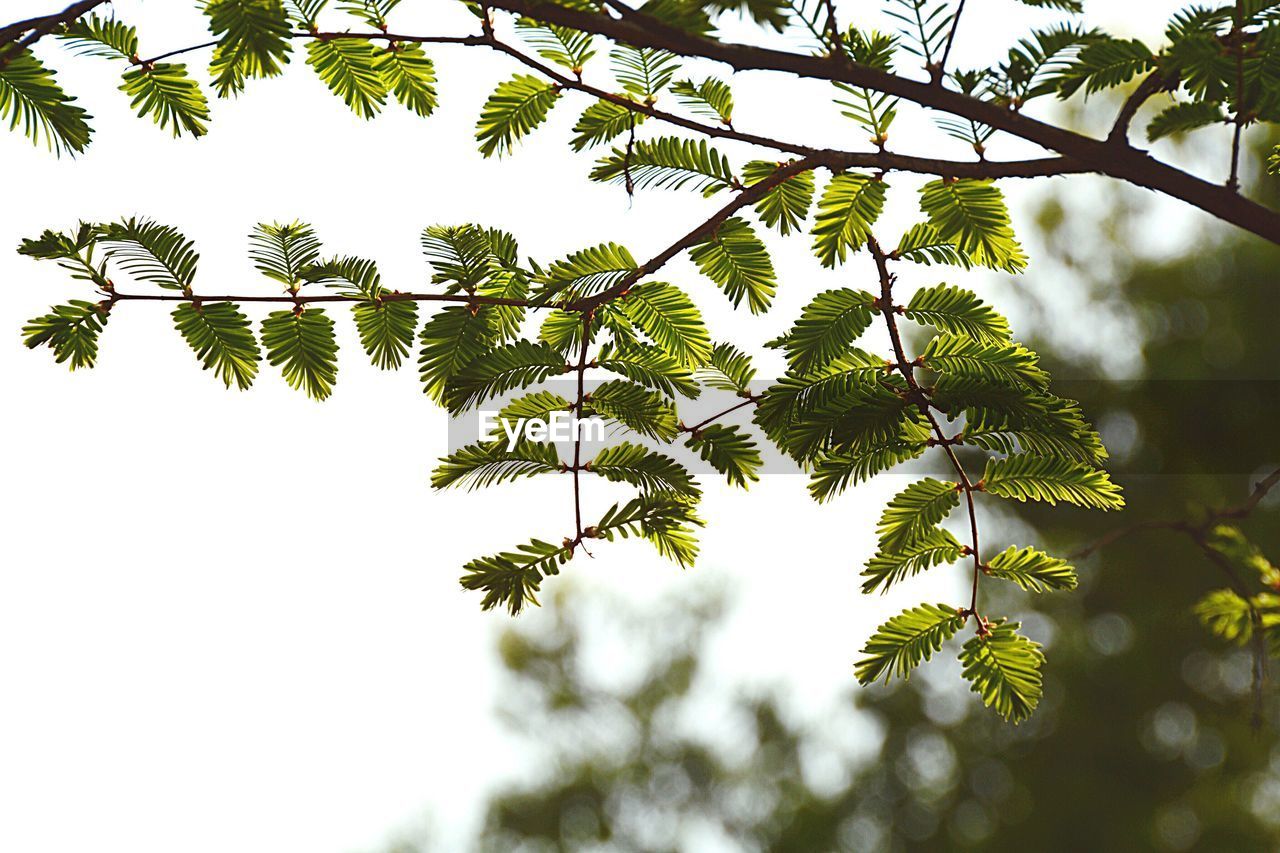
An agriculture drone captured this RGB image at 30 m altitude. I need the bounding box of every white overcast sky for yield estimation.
[0,2,1194,851]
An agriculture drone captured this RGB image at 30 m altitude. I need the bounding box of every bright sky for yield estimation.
[0,1,1191,851]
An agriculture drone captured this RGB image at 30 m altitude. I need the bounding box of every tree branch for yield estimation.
[572,156,819,312]
[0,0,108,53]
[488,0,1280,245]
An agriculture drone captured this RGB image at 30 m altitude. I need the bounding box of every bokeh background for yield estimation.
[1,2,1277,851]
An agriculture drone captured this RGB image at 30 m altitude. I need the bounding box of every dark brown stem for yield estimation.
[1108,71,1168,144]
[935,0,966,84]
[0,0,109,54]
[571,310,591,547]
[487,0,1280,245]
[572,156,819,312]
[681,395,759,435]
[867,235,983,620]
[103,290,535,308]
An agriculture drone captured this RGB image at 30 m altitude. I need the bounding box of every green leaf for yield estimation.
[570,97,645,151]
[781,288,876,375]
[685,424,761,488]
[1205,525,1280,587]
[877,478,961,554]
[476,74,560,158]
[443,339,567,414]
[744,160,815,235]
[753,352,893,455]
[120,63,210,138]
[671,77,734,124]
[589,442,700,498]
[611,45,679,99]
[516,18,596,70]
[997,23,1102,102]
[695,342,756,395]
[377,43,437,117]
[172,301,260,389]
[855,603,966,685]
[418,305,495,402]
[688,217,776,313]
[592,492,703,568]
[982,454,1124,510]
[433,439,563,491]
[0,48,93,155]
[1194,589,1255,645]
[1146,100,1226,141]
[304,255,419,369]
[904,283,1011,344]
[1015,0,1082,10]
[597,340,700,399]
[618,281,712,368]
[57,13,138,61]
[894,222,976,270]
[249,221,322,289]
[421,224,503,291]
[885,0,952,64]
[985,546,1078,592]
[305,38,388,119]
[491,390,574,437]
[808,440,929,501]
[833,29,900,142]
[18,223,108,286]
[938,382,1107,464]
[590,136,737,196]
[100,218,199,292]
[811,172,887,267]
[460,538,572,615]
[921,333,1048,389]
[959,621,1045,723]
[205,0,293,97]
[22,300,109,369]
[1053,37,1155,97]
[261,308,339,400]
[862,528,965,594]
[537,242,636,302]
[584,380,680,441]
[919,179,1026,273]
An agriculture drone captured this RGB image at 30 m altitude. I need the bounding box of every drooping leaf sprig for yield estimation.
[19,0,1280,724]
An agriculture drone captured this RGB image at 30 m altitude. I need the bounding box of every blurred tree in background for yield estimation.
[385,142,1280,853]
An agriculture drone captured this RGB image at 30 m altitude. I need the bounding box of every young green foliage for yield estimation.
[959,622,1045,723]
[205,0,294,97]
[22,300,110,369]
[984,546,1078,592]
[590,137,737,196]
[811,173,887,267]
[476,74,561,157]
[855,603,967,685]
[687,216,777,313]
[172,301,261,389]
[744,160,815,235]
[0,48,93,155]
[121,63,211,138]
[261,308,339,400]
[982,454,1124,510]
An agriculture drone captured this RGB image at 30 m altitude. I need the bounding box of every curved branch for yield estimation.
[0,0,108,52]
[489,0,1280,245]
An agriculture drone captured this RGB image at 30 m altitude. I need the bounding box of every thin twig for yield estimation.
[868,235,985,623]
[934,0,966,84]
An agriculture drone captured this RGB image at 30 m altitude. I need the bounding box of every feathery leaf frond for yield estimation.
[172,301,260,389]
[959,621,1044,723]
[856,603,966,684]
